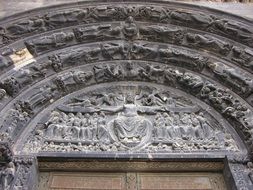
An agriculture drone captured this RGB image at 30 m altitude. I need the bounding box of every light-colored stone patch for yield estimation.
[9,48,35,70]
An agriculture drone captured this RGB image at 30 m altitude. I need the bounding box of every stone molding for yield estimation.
[0,1,253,189]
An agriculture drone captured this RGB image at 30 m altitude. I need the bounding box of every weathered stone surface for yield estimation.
[0,1,252,190]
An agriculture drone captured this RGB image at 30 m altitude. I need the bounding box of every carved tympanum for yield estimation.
[23,84,239,153]
[0,1,252,190]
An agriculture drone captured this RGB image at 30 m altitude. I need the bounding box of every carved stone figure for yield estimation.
[179,112,192,139]
[154,113,166,139]
[0,162,15,190]
[0,55,12,69]
[106,94,153,149]
[93,64,123,82]
[122,16,138,39]
[138,65,164,81]
[73,71,93,84]
[55,70,93,90]
[1,103,30,137]
[100,42,129,59]
[209,19,253,47]
[22,84,58,111]
[158,47,207,71]
[247,162,253,183]
[208,62,253,95]
[0,143,13,162]
[196,112,213,138]
[130,43,158,60]
[0,88,6,100]
[169,10,213,28]
[140,91,167,106]
[0,27,16,45]
[44,9,88,27]
[123,62,140,79]
[50,48,95,69]
[48,54,63,72]
[94,93,119,106]
[139,25,184,43]
[177,72,204,93]
[186,33,231,55]
[6,18,46,36]
[0,77,21,96]
[45,111,63,138]
[13,68,45,87]
[190,113,203,138]
[200,82,217,98]
[231,46,253,69]
[25,32,74,55]
[96,112,110,143]
[73,24,121,42]
[164,112,176,138]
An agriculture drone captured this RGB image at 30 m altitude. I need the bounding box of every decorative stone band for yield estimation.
[1,40,252,106]
[0,2,252,48]
[0,2,252,190]
[1,61,251,151]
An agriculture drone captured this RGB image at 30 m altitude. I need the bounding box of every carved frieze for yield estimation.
[0,2,252,190]
[0,61,251,153]
[0,42,206,98]
[1,4,252,48]
[2,40,253,110]
[19,19,253,73]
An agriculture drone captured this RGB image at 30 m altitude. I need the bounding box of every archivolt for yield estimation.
[0,1,252,158]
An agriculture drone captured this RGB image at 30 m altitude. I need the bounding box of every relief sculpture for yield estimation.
[207,62,253,96]
[0,2,253,190]
[23,85,239,153]
[0,60,250,153]
[73,24,121,42]
[25,32,75,55]
[231,46,253,70]
[0,162,15,190]
[186,33,232,55]
[1,4,252,50]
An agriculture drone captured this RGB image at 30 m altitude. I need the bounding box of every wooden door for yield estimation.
[38,172,227,190]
